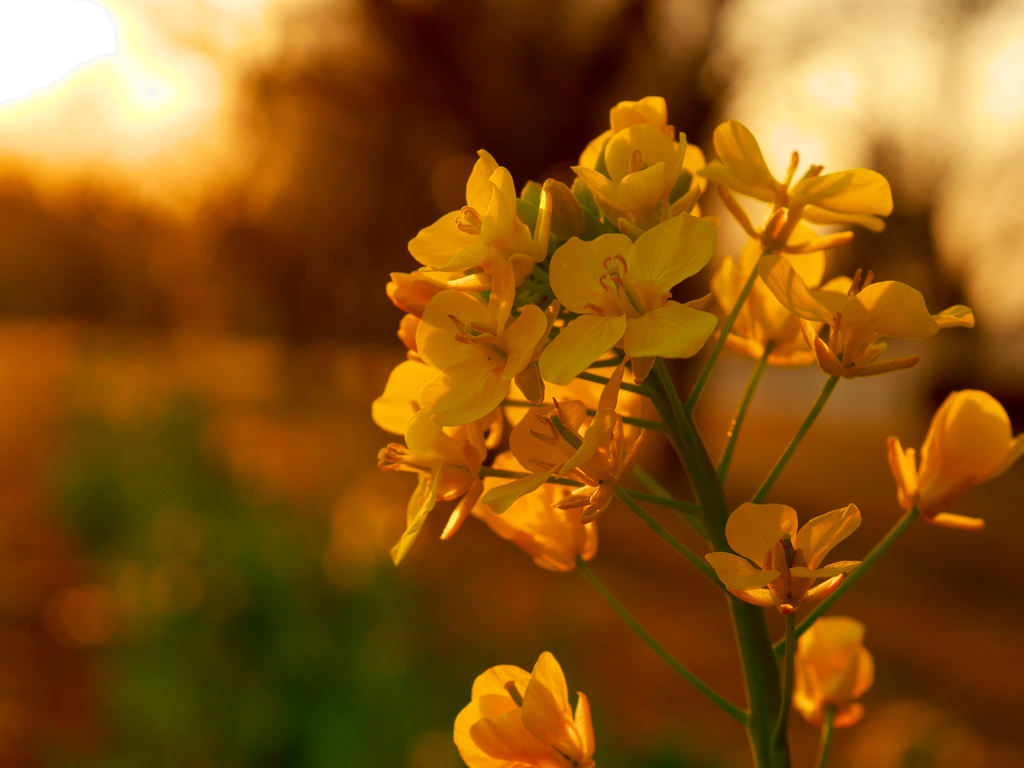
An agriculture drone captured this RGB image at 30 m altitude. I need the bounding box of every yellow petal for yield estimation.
[928,512,985,530]
[789,560,859,579]
[578,129,612,169]
[417,290,492,369]
[549,234,633,315]
[839,281,938,366]
[481,166,518,242]
[789,168,893,216]
[481,470,554,515]
[409,210,480,268]
[454,696,516,768]
[794,504,861,569]
[502,305,549,381]
[627,212,716,301]
[886,437,919,511]
[470,708,551,764]
[390,467,441,565]
[466,149,500,212]
[371,359,436,434]
[705,551,779,590]
[559,410,617,478]
[621,301,717,359]
[618,162,667,212]
[538,315,629,386]
[932,304,975,329]
[522,653,575,752]
[509,405,574,470]
[574,165,627,215]
[605,123,678,183]
[682,143,707,192]
[706,120,779,200]
[799,205,885,232]
[420,359,508,427]
[758,252,836,325]
[610,96,668,134]
[574,692,595,758]
[725,502,798,564]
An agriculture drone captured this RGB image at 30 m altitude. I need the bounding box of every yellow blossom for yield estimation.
[416,289,549,426]
[373,359,502,563]
[888,390,1024,529]
[575,114,706,231]
[699,120,892,250]
[538,213,717,386]
[408,150,551,303]
[386,270,456,317]
[473,452,598,572]
[710,228,838,367]
[793,617,875,728]
[578,96,675,170]
[483,366,646,522]
[705,502,862,614]
[454,651,595,768]
[758,253,974,377]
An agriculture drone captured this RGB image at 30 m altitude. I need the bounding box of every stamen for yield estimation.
[628,149,644,175]
[783,151,800,187]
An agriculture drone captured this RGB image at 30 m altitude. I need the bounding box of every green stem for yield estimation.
[772,613,795,760]
[628,491,701,516]
[615,487,721,586]
[499,401,664,431]
[650,359,782,768]
[576,371,653,397]
[752,377,839,503]
[587,356,626,369]
[576,559,748,725]
[685,262,762,415]
[719,344,773,482]
[815,706,836,768]
[778,507,920,656]
[633,466,708,542]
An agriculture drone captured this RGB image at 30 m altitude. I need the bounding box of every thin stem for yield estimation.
[779,507,920,656]
[587,357,626,369]
[772,613,796,756]
[632,466,708,542]
[499,401,665,431]
[576,371,653,396]
[615,487,721,587]
[576,559,748,725]
[752,376,839,503]
[719,344,773,482]
[628,491,701,516]
[685,261,762,414]
[815,706,836,768]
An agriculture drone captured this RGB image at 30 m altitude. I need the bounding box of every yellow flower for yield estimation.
[473,452,598,572]
[575,116,706,231]
[386,270,456,317]
[758,253,974,377]
[454,651,595,768]
[699,120,893,250]
[793,617,874,728]
[373,359,502,563]
[710,228,837,367]
[578,96,675,170]
[416,289,549,426]
[483,366,645,522]
[538,213,717,386]
[408,150,551,300]
[705,502,861,614]
[888,390,1024,529]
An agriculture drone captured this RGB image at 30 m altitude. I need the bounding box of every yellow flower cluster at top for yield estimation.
[372,96,982,569]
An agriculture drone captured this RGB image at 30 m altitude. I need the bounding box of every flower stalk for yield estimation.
[719,343,773,482]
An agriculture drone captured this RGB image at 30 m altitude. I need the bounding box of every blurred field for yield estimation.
[1,1,1023,766]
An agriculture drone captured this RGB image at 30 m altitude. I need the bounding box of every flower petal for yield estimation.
[470,707,551,764]
[725,502,798,564]
[627,212,716,300]
[789,168,893,216]
[622,301,717,359]
[928,512,985,530]
[539,315,628,386]
[417,290,492,369]
[758,252,836,325]
[704,120,779,201]
[618,162,667,212]
[794,504,861,569]
[605,123,678,184]
[371,359,436,434]
[409,210,480,268]
[481,470,554,516]
[466,149,500,212]
[705,551,779,590]
[549,234,633,315]
[482,166,518,242]
[390,466,441,565]
[887,437,919,511]
[420,359,508,427]
[503,304,549,381]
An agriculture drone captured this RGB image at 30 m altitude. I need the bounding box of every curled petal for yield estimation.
[725,502,798,564]
[794,503,861,569]
[705,551,779,590]
[928,512,985,530]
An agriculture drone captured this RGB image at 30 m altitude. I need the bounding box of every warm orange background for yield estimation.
[0,2,1022,766]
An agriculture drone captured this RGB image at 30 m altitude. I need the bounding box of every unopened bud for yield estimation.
[514,362,546,405]
[387,272,449,316]
[543,179,585,239]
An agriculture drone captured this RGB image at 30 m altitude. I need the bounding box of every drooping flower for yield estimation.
[758,253,974,378]
[888,390,1024,529]
[710,227,841,367]
[482,365,646,522]
[538,213,717,386]
[454,651,595,768]
[416,290,549,426]
[699,120,893,250]
[373,359,501,563]
[473,452,598,572]
[793,617,875,728]
[705,502,861,614]
[575,109,706,231]
[408,150,551,298]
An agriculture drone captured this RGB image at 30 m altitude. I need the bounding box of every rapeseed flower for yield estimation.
[473,452,598,572]
[705,502,861,614]
[888,390,1024,529]
[793,617,875,728]
[538,213,717,386]
[454,651,595,768]
[699,120,893,251]
[759,253,973,377]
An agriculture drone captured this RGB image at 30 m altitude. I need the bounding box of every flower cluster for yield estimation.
[370,96,1022,767]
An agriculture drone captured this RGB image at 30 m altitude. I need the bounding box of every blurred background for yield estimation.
[0,0,1022,766]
